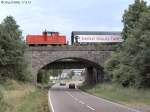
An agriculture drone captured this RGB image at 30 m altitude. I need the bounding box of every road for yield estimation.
[48,83,141,112]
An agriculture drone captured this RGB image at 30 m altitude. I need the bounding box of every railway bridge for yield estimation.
[25,45,114,85]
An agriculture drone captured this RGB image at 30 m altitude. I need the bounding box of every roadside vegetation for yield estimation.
[80,83,150,106]
[80,0,150,109]
[0,16,50,112]
[0,79,49,112]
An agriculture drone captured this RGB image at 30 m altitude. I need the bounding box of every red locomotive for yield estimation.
[26,31,67,46]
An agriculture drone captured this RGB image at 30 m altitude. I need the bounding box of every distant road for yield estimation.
[48,83,141,112]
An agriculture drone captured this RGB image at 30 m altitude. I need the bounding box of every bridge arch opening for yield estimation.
[36,57,104,85]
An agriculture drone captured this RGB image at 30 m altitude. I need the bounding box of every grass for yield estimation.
[79,83,150,106]
[0,79,50,112]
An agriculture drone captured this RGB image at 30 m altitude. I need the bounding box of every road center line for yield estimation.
[66,92,96,111]
[86,105,95,111]
[66,92,85,104]
[74,97,79,101]
[66,92,74,98]
[79,100,85,104]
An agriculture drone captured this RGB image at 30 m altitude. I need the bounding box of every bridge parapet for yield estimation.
[27,45,115,51]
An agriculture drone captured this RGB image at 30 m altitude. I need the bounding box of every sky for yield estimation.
[0,0,150,41]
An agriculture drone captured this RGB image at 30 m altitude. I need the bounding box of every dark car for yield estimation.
[69,83,75,89]
[60,82,66,86]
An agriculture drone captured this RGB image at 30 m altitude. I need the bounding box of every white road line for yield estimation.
[86,105,95,111]
[48,90,55,112]
[81,91,141,112]
[66,91,96,111]
[67,92,96,111]
[79,100,85,104]
[66,92,85,105]
[66,92,79,101]
[66,92,75,98]
[74,97,79,101]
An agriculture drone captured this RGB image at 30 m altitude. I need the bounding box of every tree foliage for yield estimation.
[68,71,74,79]
[122,0,149,40]
[0,91,9,112]
[0,16,30,81]
[37,69,62,84]
[105,0,150,88]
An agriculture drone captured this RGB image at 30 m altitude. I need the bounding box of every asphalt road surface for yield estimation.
[48,83,141,112]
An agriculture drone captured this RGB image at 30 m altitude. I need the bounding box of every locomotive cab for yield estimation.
[43,31,59,36]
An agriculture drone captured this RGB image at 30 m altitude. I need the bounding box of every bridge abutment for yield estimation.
[85,67,104,84]
[32,71,38,85]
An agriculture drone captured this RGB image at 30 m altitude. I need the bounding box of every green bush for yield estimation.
[0,91,9,112]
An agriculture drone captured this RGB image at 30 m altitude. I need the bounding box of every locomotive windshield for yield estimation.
[42,31,59,36]
[47,32,58,36]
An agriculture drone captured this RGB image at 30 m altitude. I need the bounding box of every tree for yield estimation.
[122,0,148,40]
[105,0,150,88]
[1,16,22,40]
[0,16,30,81]
[129,11,150,87]
[68,71,74,79]
[37,69,62,84]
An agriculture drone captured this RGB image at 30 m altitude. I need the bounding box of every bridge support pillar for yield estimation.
[32,71,37,85]
[85,67,93,84]
[96,68,104,83]
[85,67,104,84]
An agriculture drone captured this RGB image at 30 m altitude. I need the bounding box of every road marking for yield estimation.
[66,92,79,101]
[86,105,95,111]
[79,100,85,104]
[66,91,96,112]
[66,92,86,105]
[48,90,55,112]
[66,91,96,111]
[81,91,141,112]
[74,97,79,101]
[66,92,75,98]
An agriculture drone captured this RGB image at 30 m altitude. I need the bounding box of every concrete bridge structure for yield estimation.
[25,45,114,85]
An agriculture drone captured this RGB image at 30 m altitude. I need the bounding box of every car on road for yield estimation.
[69,83,75,89]
[60,82,66,86]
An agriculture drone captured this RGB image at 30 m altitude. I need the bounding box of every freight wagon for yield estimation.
[71,31,123,45]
